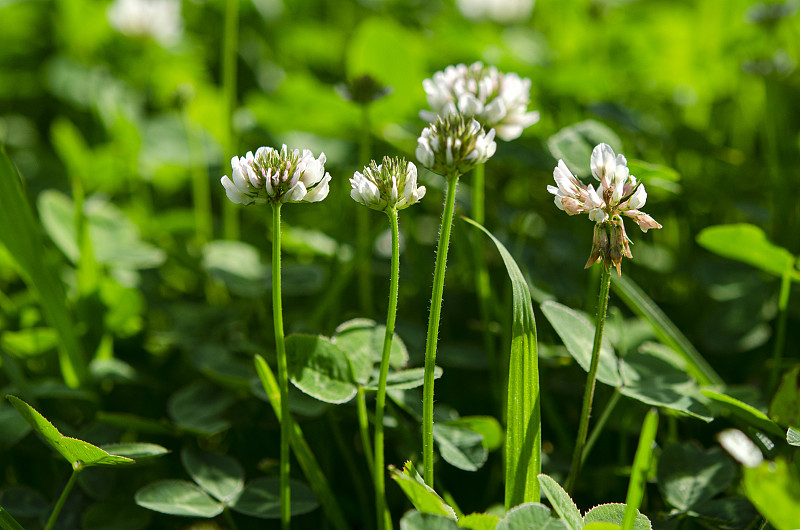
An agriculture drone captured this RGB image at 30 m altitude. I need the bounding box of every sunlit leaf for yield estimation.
[6,395,133,467]
[286,334,359,404]
[135,480,223,518]
[769,365,800,427]
[540,301,621,387]
[583,504,651,530]
[101,443,169,461]
[697,224,799,280]
[433,423,487,472]
[496,502,566,530]
[537,474,582,530]
[458,512,501,530]
[202,240,268,298]
[389,462,456,520]
[702,390,783,436]
[181,449,244,504]
[0,327,59,357]
[464,217,540,508]
[742,459,800,530]
[445,416,503,452]
[399,510,460,530]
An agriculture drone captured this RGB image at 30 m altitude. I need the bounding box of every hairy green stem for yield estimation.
[271,203,290,530]
[221,0,239,240]
[375,208,400,530]
[768,264,793,392]
[44,464,82,530]
[223,507,239,530]
[356,387,374,475]
[423,174,460,487]
[566,264,612,493]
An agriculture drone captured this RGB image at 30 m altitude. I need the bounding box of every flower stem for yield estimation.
[356,387,374,475]
[223,507,239,530]
[271,203,291,530]
[221,0,239,240]
[582,388,621,463]
[566,264,612,493]
[768,263,793,392]
[44,464,82,530]
[375,208,400,530]
[470,164,498,403]
[423,174,460,488]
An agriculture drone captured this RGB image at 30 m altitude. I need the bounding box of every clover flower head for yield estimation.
[107,0,183,46]
[547,143,662,275]
[421,61,539,141]
[221,145,331,206]
[416,114,497,177]
[350,157,425,212]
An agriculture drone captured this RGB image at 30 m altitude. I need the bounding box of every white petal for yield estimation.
[221,176,251,205]
[305,173,331,202]
[591,143,617,182]
[283,182,307,203]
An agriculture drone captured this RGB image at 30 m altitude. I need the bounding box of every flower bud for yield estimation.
[416,114,496,177]
[350,157,425,212]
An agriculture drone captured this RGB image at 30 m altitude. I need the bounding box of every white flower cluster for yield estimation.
[421,62,539,141]
[455,0,534,24]
[416,114,497,177]
[548,143,660,232]
[107,0,183,46]
[221,145,331,206]
[350,157,426,212]
[548,143,662,274]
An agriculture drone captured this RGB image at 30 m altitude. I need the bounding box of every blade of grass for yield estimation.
[0,507,25,530]
[611,275,722,386]
[622,408,658,530]
[0,149,87,387]
[462,216,540,509]
[254,355,349,530]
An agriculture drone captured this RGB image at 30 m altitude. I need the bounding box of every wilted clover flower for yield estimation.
[416,114,497,177]
[350,157,425,212]
[421,62,539,141]
[336,75,393,105]
[221,145,331,206]
[548,143,662,275]
[107,0,183,46]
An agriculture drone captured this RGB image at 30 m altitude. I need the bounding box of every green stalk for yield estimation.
[566,264,612,493]
[423,174,460,488]
[271,203,290,530]
[470,163,498,402]
[375,208,400,530]
[71,168,97,298]
[356,387,374,474]
[357,105,373,314]
[183,108,212,246]
[254,356,349,530]
[44,464,82,530]
[622,408,659,530]
[768,263,793,392]
[223,507,239,530]
[221,0,239,240]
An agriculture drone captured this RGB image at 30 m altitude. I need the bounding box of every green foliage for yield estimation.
[622,409,658,530]
[541,301,621,387]
[547,121,622,177]
[702,389,784,436]
[496,503,566,530]
[657,443,736,512]
[7,395,134,467]
[389,462,457,520]
[135,481,224,518]
[769,364,800,427]
[742,459,800,530]
[697,223,800,280]
[181,448,244,504]
[537,475,583,530]
[286,334,362,404]
[584,504,651,530]
[464,217,540,508]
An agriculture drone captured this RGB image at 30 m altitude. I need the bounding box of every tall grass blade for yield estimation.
[622,408,658,530]
[253,355,348,530]
[462,217,540,509]
[0,149,87,387]
[611,275,722,386]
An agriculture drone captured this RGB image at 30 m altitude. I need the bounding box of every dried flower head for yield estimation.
[221,145,331,206]
[548,143,662,275]
[416,114,497,177]
[421,62,539,141]
[350,157,425,212]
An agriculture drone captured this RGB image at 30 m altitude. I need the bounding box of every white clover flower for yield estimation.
[718,429,764,468]
[107,0,183,46]
[221,145,331,206]
[548,143,662,274]
[421,62,539,141]
[416,114,497,177]
[350,157,425,212]
[456,0,534,24]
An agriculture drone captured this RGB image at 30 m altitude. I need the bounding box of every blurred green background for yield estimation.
[1,0,799,527]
